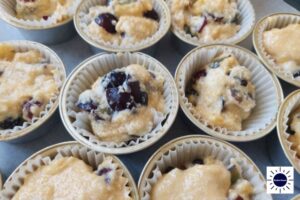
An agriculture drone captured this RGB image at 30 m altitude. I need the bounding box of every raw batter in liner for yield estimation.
[12,156,132,200]
[0,44,59,130]
[263,24,300,78]
[76,64,165,143]
[151,157,254,200]
[187,53,256,131]
[84,0,159,44]
[16,0,74,22]
[287,106,300,158]
[170,0,240,42]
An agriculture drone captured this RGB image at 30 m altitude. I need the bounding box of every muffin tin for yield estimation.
[0,1,298,198]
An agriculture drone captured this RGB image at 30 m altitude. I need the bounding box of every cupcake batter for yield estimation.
[288,107,300,157]
[12,157,132,200]
[263,24,300,78]
[0,44,59,129]
[170,0,240,42]
[76,64,165,143]
[151,157,253,200]
[84,0,159,44]
[16,0,73,22]
[187,53,256,131]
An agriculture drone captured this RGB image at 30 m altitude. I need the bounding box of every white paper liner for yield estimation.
[139,136,271,200]
[254,13,300,85]
[0,143,137,199]
[61,52,178,152]
[0,41,65,140]
[75,0,171,51]
[176,44,282,140]
[0,0,81,28]
[280,90,300,171]
[292,194,300,200]
[166,0,255,46]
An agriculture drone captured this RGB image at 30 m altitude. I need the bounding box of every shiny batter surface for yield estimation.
[0,44,59,129]
[84,0,159,44]
[16,0,73,22]
[151,157,254,200]
[77,64,165,143]
[187,53,256,131]
[170,0,240,42]
[12,157,132,200]
[263,24,300,77]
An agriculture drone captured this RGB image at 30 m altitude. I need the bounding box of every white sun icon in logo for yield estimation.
[267,166,294,194]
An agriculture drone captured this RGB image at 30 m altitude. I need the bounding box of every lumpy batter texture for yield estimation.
[187,53,256,131]
[288,106,300,157]
[76,64,165,143]
[12,157,132,200]
[170,0,240,42]
[0,44,59,130]
[16,0,74,22]
[84,0,159,44]
[151,157,254,200]
[263,24,300,78]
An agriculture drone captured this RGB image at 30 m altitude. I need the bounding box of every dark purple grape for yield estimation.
[293,71,300,78]
[143,9,159,21]
[235,196,244,200]
[230,89,242,103]
[127,81,148,105]
[240,79,248,87]
[95,13,118,34]
[105,71,127,89]
[0,117,24,129]
[193,69,207,79]
[287,126,295,135]
[192,159,204,165]
[106,88,135,111]
[0,71,3,76]
[199,16,208,33]
[77,101,98,112]
[207,13,223,22]
[23,99,42,120]
[97,167,112,176]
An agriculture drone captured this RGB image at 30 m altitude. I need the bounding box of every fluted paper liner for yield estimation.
[60,52,179,154]
[138,135,271,200]
[278,90,300,173]
[291,194,300,200]
[0,142,138,199]
[0,41,66,141]
[0,0,81,28]
[166,0,255,46]
[253,13,300,87]
[175,44,283,141]
[74,0,171,52]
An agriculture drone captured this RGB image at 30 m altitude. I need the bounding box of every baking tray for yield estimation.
[0,0,299,199]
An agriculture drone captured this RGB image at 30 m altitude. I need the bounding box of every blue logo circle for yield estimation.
[273,173,287,187]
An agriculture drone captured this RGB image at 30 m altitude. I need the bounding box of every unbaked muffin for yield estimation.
[170,0,240,42]
[82,0,160,45]
[76,64,165,143]
[151,157,254,200]
[0,44,59,130]
[263,24,300,78]
[16,0,76,22]
[186,53,256,131]
[287,106,300,158]
[12,156,132,200]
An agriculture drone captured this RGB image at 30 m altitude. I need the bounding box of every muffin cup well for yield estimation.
[138,135,271,200]
[253,13,300,87]
[291,195,300,200]
[0,40,66,142]
[166,0,255,47]
[277,90,300,174]
[175,44,283,142]
[74,0,171,52]
[0,0,81,44]
[59,52,179,154]
[0,141,139,199]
